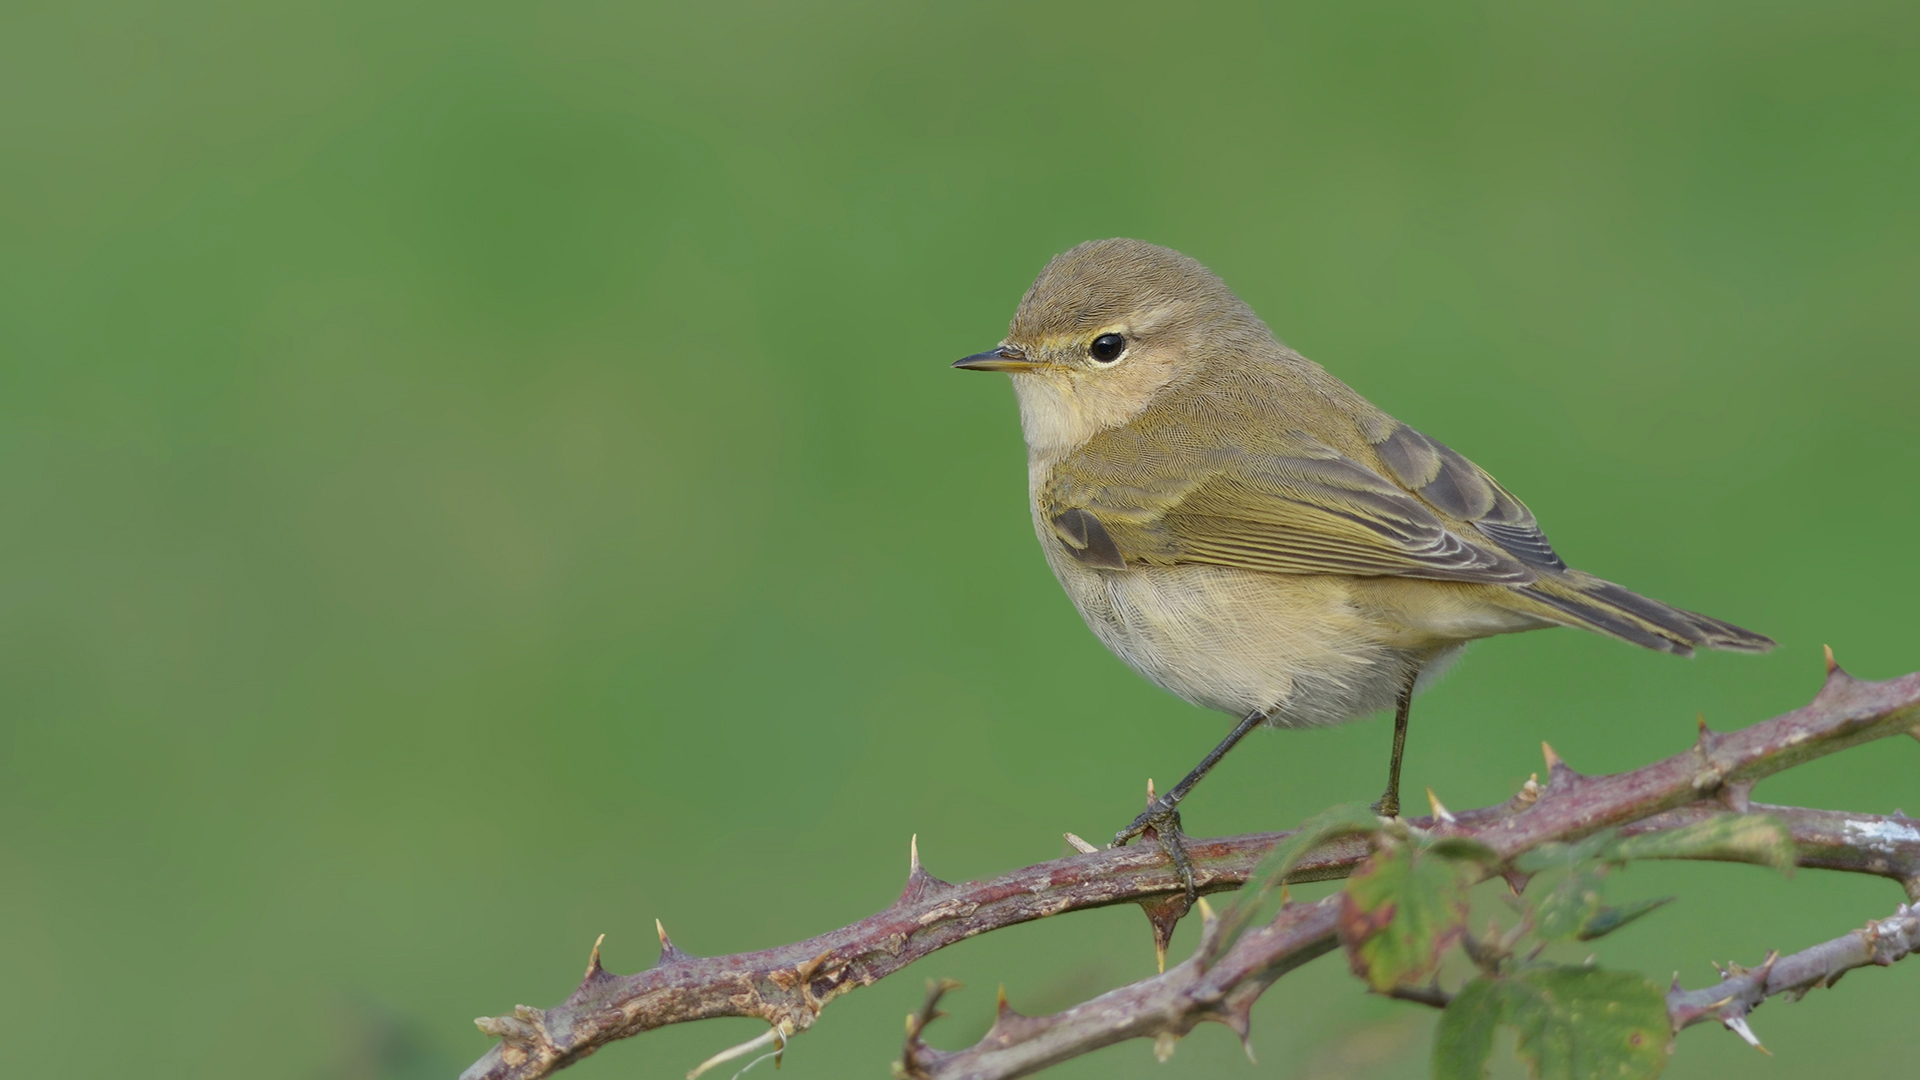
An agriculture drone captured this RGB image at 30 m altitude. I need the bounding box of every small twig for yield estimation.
[685,1024,786,1080]
[1385,983,1453,1009]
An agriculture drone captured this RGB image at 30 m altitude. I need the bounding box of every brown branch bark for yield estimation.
[1667,901,1918,1049]
[895,662,1920,1080]
[462,661,1920,1080]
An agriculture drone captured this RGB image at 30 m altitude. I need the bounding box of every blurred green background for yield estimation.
[3,1,1916,1078]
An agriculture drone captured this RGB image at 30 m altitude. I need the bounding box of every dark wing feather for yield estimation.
[1369,424,1566,572]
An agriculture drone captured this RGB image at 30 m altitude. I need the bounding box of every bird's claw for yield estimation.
[1112,796,1198,905]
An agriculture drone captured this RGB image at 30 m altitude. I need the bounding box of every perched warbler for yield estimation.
[954,238,1771,897]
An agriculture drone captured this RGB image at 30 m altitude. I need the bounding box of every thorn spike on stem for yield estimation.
[1145,778,1156,805]
[655,919,693,965]
[1063,832,1099,855]
[1139,893,1188,974]
[1153,1031,1180,1063]
[1196,896,1215,923]
[898,835,953,905]
[1541,741,1562,770]
[583,932,607,980]
[1426,788,1457,824]
[1220,1000,1255,1061]
[1724,1013,1769,1055]
[1824,643,1838,674]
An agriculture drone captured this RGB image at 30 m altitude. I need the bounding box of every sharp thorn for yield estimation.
[1819,644,1860,694]
[899,834,953,904]
[583,932,607,980]
[1139,893,1187,974]
[1064,832,1099,855]
[1196,895,1216,923]
[1426,787,1457,824]
[656,919,694,965]
[1541,741,1562,770]
[1146,778,1157,805]
[1153,1031,1180,1063]
[1724,1013,1769,1054]
[1221,1000,1255,1060]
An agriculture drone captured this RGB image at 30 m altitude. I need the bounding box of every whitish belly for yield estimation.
[1042,543,1427,726]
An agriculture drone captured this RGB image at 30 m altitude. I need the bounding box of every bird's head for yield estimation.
[953,238,1271,464]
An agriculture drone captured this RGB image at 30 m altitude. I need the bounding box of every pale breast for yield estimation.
[1032,511,1429,727]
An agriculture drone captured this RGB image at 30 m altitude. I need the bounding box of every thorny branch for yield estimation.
[1666,901,1919,1052]
[463,656,1920,1080]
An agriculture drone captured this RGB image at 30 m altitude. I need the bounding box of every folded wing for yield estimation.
[1039,423,1542,584]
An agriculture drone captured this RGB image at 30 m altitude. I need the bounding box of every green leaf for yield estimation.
[1433,975,1503,1080]
[1531,866,1606,942]
[1427,836,1503,865]
[1208,803,1379,964]
[1576,896,1675,941]
[1606,815,1795,873]
[1513,831,1618,875]
[1338,835,1477,991]
[1433,966,1672,1080]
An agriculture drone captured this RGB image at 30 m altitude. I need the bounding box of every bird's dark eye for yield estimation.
[1089,333,1126,363]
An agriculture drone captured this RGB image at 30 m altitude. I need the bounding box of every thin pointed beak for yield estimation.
[952,345,1042,373]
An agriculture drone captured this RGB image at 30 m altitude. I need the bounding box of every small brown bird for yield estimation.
[954,238,1771,896]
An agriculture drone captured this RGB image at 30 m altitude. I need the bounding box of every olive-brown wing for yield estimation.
[1038,431,1537,584]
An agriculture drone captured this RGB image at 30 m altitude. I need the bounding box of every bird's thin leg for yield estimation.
[1113,708,1267,904]
[1371,667,1422,818]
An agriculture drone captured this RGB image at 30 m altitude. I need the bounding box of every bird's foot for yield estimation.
[1112,782,1198,905]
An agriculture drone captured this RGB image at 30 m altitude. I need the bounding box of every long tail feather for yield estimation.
[1515,571,1774,656]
